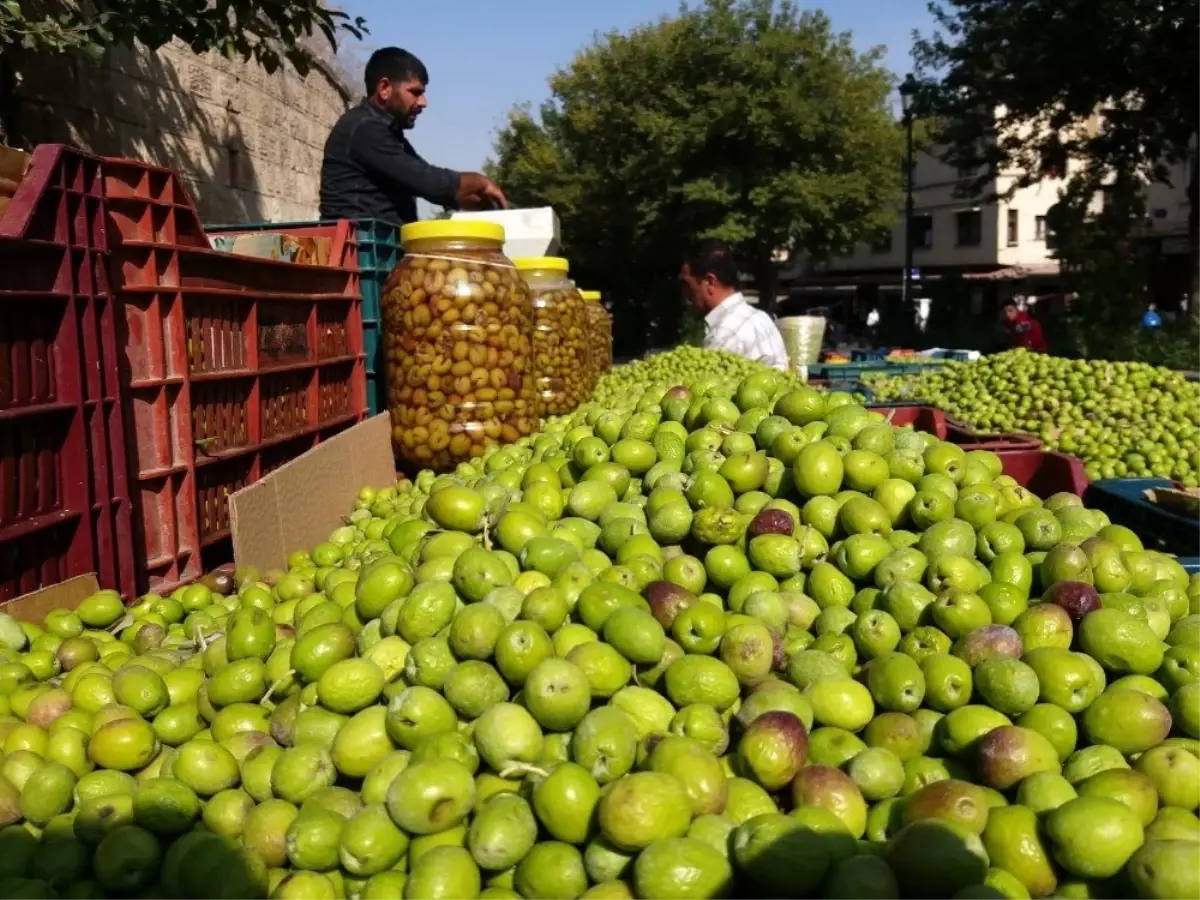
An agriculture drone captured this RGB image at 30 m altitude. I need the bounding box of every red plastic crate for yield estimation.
[101,156,368,592]
[945,417,1043,452]
[999,450,1090,498]
[872,405,1044,452]
[261,370,312,442]
[317,361,362,425]
[192,380,253,455]
[872,405,949,438]
[195,455,255,545]
[0,145,137,602]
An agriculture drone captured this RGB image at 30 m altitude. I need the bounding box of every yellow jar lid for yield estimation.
[580,291,602,302]
[512,256,569,273]
[401,220,505,244]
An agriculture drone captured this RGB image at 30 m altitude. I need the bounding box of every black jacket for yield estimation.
[319,100,460,223]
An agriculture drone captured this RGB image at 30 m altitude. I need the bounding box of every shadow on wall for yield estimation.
[4,45,265,223]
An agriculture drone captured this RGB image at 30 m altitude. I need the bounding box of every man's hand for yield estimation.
[457,192,489,210]
[457,173,508,210]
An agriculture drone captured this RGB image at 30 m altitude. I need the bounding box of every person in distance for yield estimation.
[680,239,790,371]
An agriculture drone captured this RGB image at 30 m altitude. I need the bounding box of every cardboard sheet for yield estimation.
[0,574,101,623]
[230,414,398,573]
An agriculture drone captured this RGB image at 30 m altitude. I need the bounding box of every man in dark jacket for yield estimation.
[320,47,506,223]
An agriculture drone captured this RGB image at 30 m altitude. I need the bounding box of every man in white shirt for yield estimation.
[680,239,790,371]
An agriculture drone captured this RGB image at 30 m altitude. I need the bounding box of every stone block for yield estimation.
[186,61,214,100]
[107,72,148,126]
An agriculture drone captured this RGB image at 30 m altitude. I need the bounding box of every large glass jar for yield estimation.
[581,290,612,376]
[382,221,538,470]
[514,257,592,416]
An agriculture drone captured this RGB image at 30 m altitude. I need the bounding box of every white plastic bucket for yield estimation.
[777,315,825,371]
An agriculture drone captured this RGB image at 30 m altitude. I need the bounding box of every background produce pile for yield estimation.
[866,351,1200,485]
[0,354,1196,899]
[591,347,825,409]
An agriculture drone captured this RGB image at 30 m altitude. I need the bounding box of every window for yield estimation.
[956,210,983,247]
[911,214,934,249]
[1006,210,1019,246]
[1035,215,1058,250]
[871,230,893,254]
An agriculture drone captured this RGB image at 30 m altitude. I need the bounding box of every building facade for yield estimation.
[781,145,1072,329]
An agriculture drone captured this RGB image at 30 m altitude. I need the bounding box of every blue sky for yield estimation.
[337,0,935,174]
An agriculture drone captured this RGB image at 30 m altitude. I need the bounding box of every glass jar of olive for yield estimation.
[514,257,592,416]
[580,290,612,377]
[382,221,539,470]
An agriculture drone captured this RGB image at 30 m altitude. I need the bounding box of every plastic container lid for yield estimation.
[400,220,505,245]
[450,207,560,258]
[513,256,569,273]
[580,291,602,302]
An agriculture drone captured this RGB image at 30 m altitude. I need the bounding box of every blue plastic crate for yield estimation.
[1082,477,1200,557]
[1182,558,1199,574]
[851,347,892,362]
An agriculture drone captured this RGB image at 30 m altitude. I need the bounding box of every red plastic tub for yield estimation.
[945,418,1043,452]
[871,405,1044,452]
[999,450,1090,498]
[871,405,949,438]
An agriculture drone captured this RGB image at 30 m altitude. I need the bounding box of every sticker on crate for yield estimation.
[210,232,336,266]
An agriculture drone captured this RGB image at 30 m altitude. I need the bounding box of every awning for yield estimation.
[786,260,1061,289]
[961,262,1061,281]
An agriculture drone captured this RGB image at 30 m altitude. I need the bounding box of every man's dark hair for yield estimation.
[364,48,429,96]
[685,239,740,289]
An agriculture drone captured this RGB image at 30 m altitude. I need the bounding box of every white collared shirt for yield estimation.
[703,292,790,371]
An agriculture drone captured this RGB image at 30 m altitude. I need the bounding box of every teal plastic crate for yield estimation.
[352,220,400,418]
[206,217,399,416]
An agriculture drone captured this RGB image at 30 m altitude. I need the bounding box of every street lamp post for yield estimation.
[899,74,918,340]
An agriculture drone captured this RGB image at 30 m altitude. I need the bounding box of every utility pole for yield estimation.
[900,73,918,342]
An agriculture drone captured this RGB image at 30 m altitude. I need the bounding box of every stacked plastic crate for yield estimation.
[207,218,400,416]
[0,145,138,601]
[101,158,368,592]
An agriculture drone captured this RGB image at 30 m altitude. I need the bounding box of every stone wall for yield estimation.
[7,40,352,224]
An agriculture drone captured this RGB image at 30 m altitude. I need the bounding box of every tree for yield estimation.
[912,0,1200,302]
[1,0,365,74]
[1048,173,1150,324]
[487,0,904,353]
